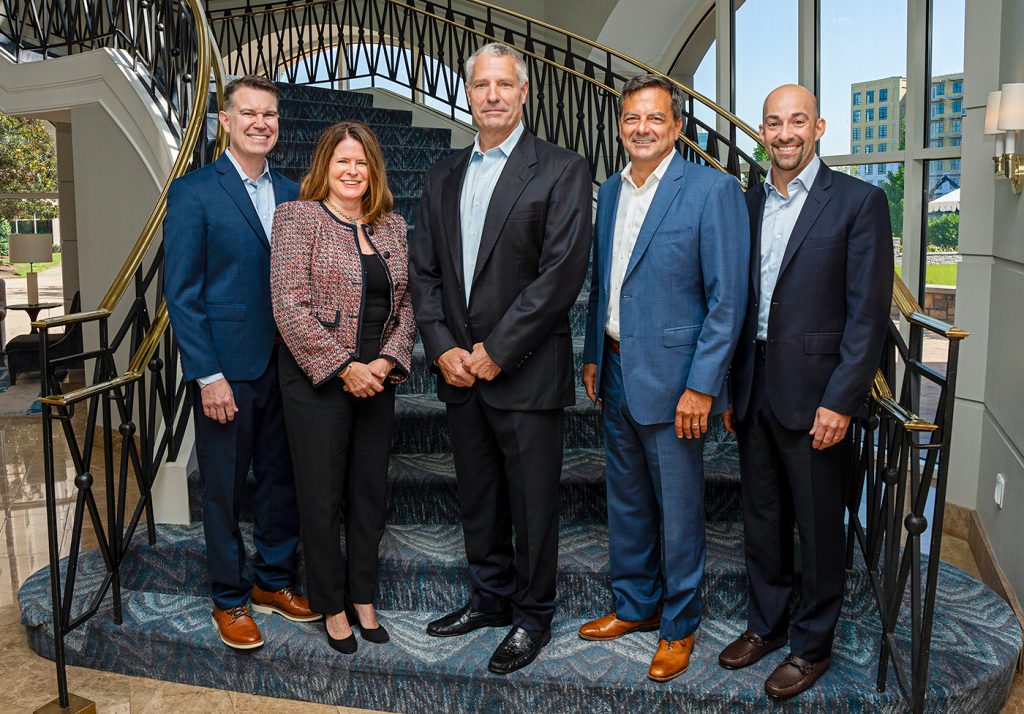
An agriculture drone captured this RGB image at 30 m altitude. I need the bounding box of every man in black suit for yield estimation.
[409,41,592,674]
[717,84,893,698]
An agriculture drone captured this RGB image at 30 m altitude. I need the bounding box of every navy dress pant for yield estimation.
[192,349,300,609]
[736,352,852,661]
[601,348,706,641]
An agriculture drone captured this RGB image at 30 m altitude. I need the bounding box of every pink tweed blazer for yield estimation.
[270,200,416,387]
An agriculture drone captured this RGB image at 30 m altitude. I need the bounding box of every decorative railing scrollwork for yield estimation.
[204,0,767,187]
[0,0,224,709]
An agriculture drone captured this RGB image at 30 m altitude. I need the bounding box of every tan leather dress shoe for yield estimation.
[212,605,264,649]
[578,611,661,641]
[648,633,696,682]
[251,585,321,622]
[764,655,831,698]
[719,630,787,669]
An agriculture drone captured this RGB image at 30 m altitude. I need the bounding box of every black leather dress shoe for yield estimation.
[426,603,512,637]
[488,626,551,674]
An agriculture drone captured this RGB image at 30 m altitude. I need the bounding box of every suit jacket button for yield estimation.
[382,250,391,259]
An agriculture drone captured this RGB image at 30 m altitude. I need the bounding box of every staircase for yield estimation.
[18,84,1021,713]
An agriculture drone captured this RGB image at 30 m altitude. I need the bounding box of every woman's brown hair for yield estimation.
[299,121,393,225]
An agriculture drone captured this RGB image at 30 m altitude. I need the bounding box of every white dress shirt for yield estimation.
[605,150,676,341]
[757,156,821,341]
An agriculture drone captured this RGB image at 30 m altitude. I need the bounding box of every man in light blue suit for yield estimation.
[577,74,749,682]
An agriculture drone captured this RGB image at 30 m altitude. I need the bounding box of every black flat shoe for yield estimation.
[427,602,513,637]
[324,620,357,654]
[346,604,390,644]
[488,626,551,674]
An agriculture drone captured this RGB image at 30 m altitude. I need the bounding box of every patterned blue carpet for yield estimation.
[17,82,1022,712]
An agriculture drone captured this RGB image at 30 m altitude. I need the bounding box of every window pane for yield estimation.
[691,40,718,153]
[735,0,797,155]
[927,0,965,149]
[821,0,906,156]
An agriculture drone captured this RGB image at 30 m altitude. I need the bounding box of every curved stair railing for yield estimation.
[1,0,970,712]
[0,0,225,708]
[206,0,766,187]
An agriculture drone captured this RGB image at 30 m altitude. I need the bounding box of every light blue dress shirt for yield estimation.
[459,121,526,305]
[198,149,277,387]
[757,155,821,341]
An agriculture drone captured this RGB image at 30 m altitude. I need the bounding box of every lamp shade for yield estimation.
[9,233,54,264]
[984,91,1005,134]
[996,83,1024,131]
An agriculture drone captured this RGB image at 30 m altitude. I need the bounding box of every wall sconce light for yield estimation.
[984,91,1005,176]
[994,82,1024,194]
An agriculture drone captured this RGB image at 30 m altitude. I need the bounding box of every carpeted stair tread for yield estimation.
[187,445,743,526]
[275,82,374,107]
[276,120,454,148]
[101,523,865,620]
[277,99,414,126]
[19,548,1020,713]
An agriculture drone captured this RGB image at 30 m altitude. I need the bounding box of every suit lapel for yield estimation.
[748,187,767,301]
[597,174,622,298]
[216,153,270,250]
[623,153,685,282]
[442,149,472,294]
[471,133,536,289]
[777,163,833,277]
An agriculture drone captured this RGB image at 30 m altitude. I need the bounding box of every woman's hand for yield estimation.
[341,362,385,397]
[366,358,395,383]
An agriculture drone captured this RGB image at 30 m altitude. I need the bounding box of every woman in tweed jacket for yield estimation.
[270,121,415,654]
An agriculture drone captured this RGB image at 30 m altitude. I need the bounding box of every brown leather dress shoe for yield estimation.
[578,611,661,641]
[719,630,787,669]
[250,585,321,622]
[764,654,832,698]
[648,633,696,682]
[212,605,264,649]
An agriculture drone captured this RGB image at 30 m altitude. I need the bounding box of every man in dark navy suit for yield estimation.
[718,84,893,697]
[164,75,317,650]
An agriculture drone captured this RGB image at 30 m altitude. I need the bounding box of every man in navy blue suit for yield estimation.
[164,75,317,650]
[718,84,893,698]
[577,74,748,682]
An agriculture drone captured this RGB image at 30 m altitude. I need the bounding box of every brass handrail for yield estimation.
[208,0,746,169]
[36,0,224,404]
[890,274,970,340]
[34,0,220,332]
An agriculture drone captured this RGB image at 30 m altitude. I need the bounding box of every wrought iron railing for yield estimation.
[0,0,224,708]
[204,0,767,187]
[846,277,969,712]
[3,0,968,712]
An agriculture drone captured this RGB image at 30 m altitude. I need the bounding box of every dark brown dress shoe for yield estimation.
[648,633,696,682]
[719,630,787,669]
[765,654,832,698]
[251,585,321,622]
[212,605,263,650]
[578,611,661,641]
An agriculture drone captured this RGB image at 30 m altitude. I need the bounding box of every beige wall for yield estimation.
[952,0,1024,599]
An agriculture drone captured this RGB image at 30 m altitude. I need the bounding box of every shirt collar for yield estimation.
[764,155,820,199]
[472,121,525,158]
[622,150,676,191]
[226,147,272,184]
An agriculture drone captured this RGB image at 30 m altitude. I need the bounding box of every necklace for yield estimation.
[325,196,363,224]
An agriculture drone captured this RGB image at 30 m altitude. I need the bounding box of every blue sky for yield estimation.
[693,0,965,156]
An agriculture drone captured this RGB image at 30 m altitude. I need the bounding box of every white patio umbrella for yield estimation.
[928,187,961,212]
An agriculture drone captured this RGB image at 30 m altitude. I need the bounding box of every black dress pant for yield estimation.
[192,349,300,609]
[446,390,564,633]
[735,353,852,662]
[278,345,395,615]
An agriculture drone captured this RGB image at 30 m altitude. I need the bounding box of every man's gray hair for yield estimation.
[465,42,529,87]
[618,73,686,121]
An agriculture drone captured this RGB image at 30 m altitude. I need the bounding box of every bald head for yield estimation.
[759,84,825,190]
[762,84,819,123]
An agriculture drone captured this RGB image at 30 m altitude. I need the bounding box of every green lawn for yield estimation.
[3,252,62,277]
[896,263,957,286]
